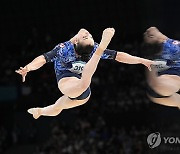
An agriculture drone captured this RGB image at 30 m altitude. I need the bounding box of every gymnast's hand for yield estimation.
[140,59,155,71]
[15,66,29,82]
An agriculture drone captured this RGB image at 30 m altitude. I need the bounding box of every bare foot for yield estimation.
[96,28,115,56]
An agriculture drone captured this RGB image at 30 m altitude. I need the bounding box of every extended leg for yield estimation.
[28,94,90,119]
[59,28,115,98]
[58,54,102,98]
[149,93,180,108]
[147,68,180,96]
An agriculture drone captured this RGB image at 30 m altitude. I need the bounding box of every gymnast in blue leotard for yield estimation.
[144,27,180,108]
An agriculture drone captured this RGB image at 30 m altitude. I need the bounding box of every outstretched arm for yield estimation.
[24,55,46,71]
[15,55,46,82]
[115,52,154,71]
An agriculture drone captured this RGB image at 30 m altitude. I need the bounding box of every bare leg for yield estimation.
[146,67,180,108]
[27,28,115,119]
[148,93,180,108]
[58,54,103,98]
[59,28,115,98]
[28,95,90,119]
[147,68,180,96]
[149,74,180,96]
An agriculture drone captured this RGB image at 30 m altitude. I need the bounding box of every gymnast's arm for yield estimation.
[25,55,46,71]
[115,51,154,71]
[101,47,153,71]
[15,45,59,82]
[15,55,46,82]
[115,52,149,64]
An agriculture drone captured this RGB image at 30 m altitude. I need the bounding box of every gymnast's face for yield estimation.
[76,28,95,46]
[143,27,164,44]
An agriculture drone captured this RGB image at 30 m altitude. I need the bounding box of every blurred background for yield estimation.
[0,0,180,154]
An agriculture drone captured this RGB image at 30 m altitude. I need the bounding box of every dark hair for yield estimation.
[74,44,94,62]
[141,42,163,59]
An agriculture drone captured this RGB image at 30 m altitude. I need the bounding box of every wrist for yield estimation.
[137,58,143,64]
